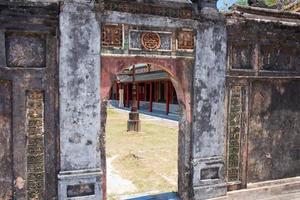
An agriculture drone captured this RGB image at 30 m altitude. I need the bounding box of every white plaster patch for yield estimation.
[200,88,208,99]
[15,177,25,189]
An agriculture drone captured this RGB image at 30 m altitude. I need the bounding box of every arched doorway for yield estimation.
[100,57,194,199]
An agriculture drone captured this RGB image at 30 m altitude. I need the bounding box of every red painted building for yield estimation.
[109,64,178,115]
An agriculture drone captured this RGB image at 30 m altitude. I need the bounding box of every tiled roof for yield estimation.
[284,0,300,12]
[117,71,169,83]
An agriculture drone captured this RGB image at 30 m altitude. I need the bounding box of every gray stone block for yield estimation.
[58,169,102,200]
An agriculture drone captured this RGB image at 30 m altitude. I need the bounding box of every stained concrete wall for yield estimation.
[0,2,59,199]
[248,80,300,182]
[192,16,227,200]
[58,1,102,199]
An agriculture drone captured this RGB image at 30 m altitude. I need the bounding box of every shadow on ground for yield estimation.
[122,192,180,200]
[109,102,179,121]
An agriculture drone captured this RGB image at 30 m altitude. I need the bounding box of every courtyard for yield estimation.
[106,107,179,199]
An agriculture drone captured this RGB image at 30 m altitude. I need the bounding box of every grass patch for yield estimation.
[106,108,178,197]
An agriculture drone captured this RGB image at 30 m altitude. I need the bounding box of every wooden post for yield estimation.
[127,65,141,132]
[154,81,157,102]
[166,80,170,115]
[110,85,113,99]
[149,82,153,112]
[116,82,119,100]
[170,81,174,104]
[131,66,138,112]
[156,81,159,102]
[137,83,140,109]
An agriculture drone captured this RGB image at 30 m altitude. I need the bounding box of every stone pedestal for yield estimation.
[127,111,141,132]
[58,2,102,200]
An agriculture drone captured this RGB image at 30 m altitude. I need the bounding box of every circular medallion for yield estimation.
[141,32,161,50]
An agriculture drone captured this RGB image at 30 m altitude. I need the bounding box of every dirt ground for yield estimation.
[106,108,179,199]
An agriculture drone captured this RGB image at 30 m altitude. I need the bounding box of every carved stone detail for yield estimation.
[129,30,172,51]
[141,32,161,50]
[177,31,194,50]
[26,91,45,200]
[231,44,252,70]
[6,34,46,68]
[227,86,242,182]
[104,2,194,19]
[260,45,295,71]
[102,24,123,48]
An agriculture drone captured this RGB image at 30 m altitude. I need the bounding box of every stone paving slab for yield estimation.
[211,177,300,200]
[121,192,180,200]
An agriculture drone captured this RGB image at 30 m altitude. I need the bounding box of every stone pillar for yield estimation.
[191,4,227,200]
[119,88,124,108]
[58,2,102,200]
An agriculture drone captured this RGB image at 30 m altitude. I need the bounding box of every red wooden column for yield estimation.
[137,83,140,110]
[155,81,159,102]
[116,82,119,100]
[166,80,170,115]
[149,82,153,112]
[126,83,129,108]
[154,81,156,102]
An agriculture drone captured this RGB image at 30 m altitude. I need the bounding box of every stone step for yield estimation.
[210,176,300,200]
[247,176,300,189]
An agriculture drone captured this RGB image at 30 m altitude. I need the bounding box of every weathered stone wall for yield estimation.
[58,1,102,199]
[249,80,300,182]
[0,1,59,199]
[226,7,300,186]
[192,17,227,199]
[0,81,12,200]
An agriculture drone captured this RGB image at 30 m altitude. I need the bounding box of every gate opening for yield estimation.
[103,63,181,199]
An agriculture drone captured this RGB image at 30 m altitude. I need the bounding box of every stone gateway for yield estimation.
[0,0,299,200]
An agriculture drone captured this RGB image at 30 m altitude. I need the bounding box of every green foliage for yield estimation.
[236,0,249,6]
[264,0,277,6]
